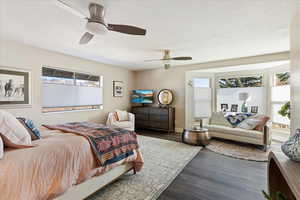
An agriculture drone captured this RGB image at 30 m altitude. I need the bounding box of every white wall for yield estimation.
[0,40,135,126]
[290,3,300,133]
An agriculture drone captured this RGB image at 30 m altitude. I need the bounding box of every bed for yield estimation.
[0,122,143,200]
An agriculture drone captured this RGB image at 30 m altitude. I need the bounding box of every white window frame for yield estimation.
[270,69,290,126]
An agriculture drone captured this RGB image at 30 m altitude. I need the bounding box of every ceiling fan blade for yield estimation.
[171,57,193,61]
[144,59,164,62]
[56,0,87,18]
[79,32,94,44]
[107,24,146,35]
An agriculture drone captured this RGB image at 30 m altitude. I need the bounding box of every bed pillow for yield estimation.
[0,110,32,148]
[0,136,3,159]
[116,110,129,121]
[238,117,261,130]
[17,117,41,140]
[210,112,232,127]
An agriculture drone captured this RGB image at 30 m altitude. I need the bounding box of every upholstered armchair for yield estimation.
[106,111,135,131]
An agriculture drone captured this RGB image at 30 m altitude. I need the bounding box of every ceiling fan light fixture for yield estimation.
[163,59,171,65]
[86,22,107,35]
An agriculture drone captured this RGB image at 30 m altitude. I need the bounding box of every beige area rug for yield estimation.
[87,135,202,200]
[206,139,282,162]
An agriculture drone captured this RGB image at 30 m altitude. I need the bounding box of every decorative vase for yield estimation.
[281,129,300,162]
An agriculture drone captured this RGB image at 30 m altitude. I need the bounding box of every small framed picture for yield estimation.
[221,104,229,112]
[113,81,124,97]
[251,106,258,114]
[0,68,30,106]
[231,104,238,112]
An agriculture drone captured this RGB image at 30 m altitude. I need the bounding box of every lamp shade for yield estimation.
[238,92,249,101]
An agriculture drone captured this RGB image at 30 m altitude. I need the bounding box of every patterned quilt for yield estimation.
[43,122,139,167]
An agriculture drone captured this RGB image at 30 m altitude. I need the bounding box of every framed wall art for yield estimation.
[0,68,30,106]
[113,81,124,97]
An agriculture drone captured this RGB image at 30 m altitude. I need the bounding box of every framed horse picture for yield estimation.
[0,68,30,106]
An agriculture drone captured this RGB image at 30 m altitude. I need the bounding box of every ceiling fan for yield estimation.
[56,0,147,44]
[145,50,192,70]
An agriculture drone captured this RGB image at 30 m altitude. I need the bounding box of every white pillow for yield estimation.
[116,110,129,121]
[238,118,261,130]
[210,112,232,127]
[0,136,3,159]
[0,110,32,148]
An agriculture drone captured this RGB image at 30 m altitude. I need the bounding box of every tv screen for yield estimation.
[132,90,154,104]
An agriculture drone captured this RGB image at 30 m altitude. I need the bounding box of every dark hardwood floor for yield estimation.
[158,149,267,200]
[136,130,268,200]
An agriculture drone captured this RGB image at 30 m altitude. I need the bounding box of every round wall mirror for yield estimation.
[157,89,173,105]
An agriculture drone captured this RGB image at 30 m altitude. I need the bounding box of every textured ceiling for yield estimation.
[0,0,292,70]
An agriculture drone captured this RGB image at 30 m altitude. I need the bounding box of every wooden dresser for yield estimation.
[131,106,175,132]
[268,151,300,200]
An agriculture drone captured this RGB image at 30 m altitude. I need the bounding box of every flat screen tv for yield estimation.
[132,90,154,104]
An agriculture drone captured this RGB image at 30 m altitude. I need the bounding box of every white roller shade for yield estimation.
[43,84,103,108]
[194,87,212,118]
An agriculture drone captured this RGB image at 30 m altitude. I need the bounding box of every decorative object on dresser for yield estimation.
[182,128,211,146]
[106,110,135,131]
[281,129,300,162]
[157,89,173,106]
[0,68,30,106]
[131,106,175,133]
[113,81,124,97]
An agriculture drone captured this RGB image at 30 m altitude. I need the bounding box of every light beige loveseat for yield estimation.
[203,123,272,151]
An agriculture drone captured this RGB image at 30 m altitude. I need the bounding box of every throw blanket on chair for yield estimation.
[43,122,139,167]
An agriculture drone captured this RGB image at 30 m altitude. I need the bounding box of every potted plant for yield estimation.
[278,101,290,119]
[263,191,287,200]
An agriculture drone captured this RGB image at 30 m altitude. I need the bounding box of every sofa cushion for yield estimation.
[116,110,129,121]
[252,115,270,131]
[113,121,132,129]
[226,113,252,127]
[238,117,261,130]
[210,112,232,127]
[204,124,263,139]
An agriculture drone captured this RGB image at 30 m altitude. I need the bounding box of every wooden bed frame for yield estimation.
[55,163,135,200]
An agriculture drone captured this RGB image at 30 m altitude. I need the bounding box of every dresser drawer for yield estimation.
[132,107,149,114]
[135,113,149,121]
[149,108,168,115]
[149,114,169,122]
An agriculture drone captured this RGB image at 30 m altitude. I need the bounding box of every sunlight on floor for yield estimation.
[271,126,290,143]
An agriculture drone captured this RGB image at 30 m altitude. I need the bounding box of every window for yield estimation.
[271,71,290,125]
[193,78,212,118]
[217,74,265,113]
[219,75,263,88]
[42,67,103,113]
